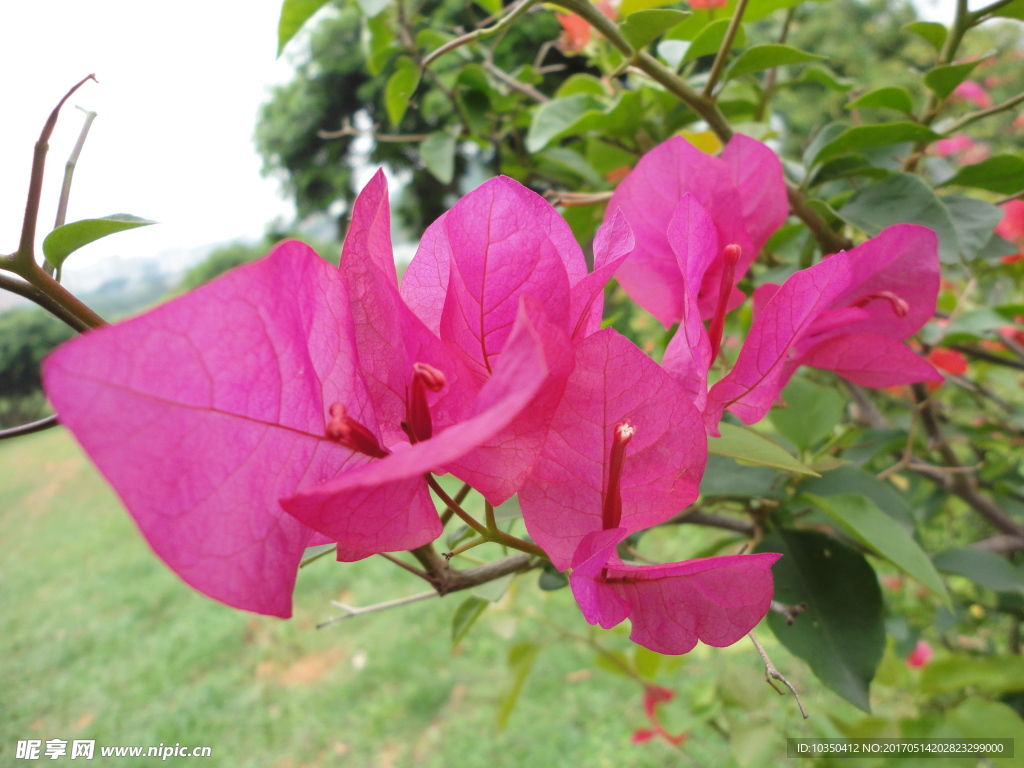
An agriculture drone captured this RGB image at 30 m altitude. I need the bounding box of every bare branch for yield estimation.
[0,415,60,441]
[749,631,809,718]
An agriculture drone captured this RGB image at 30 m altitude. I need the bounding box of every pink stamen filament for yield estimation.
[708,244,742,365]
[602,421,636,531]
[325,403,389,458]
[853,290,909,318]
[405,362,446,443]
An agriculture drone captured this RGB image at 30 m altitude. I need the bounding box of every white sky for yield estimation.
[0,0,981,284]
[0,1,298,275]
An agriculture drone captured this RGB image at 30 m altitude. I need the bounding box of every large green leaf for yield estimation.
[805,493,951,606]
[699,454,787,499]
[620,0,682,14]
[933,547,1024,596]
[277,0,332,56]
[903,21,947,52]
[838,174,960,263]
[800,465,912,528]
[756,529,885,712]
[941,155,1024,195]
[683,19,746,63]
[620,9,690,49]
[497,641,541,729]
[769,376,845,451]
[525,94,605,152]
[42,214,156,270]
[709,423,819,476]
[420,132,457,184]
[846,87,915,114]
[813,122,939,165]
[920,655,1024,694]
[451,596,489,647]
[724,44,824,81]
[944,195,1006,261]
[995,0,1024,19]
[798,65,853,92]
[924,60,981,100]
[384,58,420,127]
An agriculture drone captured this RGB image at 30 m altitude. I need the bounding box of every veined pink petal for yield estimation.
[342,170,474,441]
[824,225,939,341]
[573,208,635,339]
[520,329,706,570]
[661,195,718,409]
[799,333,943,387]
[43,242,373,618]
[283,296,557,540]
[606,134,785,325]
[706,252,855,427]
[401,177,579,369]
[569,529,781,654]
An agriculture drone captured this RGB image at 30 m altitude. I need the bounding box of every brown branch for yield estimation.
[949,343,1024,372]
[0,415,60,441]
[667,508,756,536]
[410,543,536,595]
[482,59,549,103]
[0,272,91,332]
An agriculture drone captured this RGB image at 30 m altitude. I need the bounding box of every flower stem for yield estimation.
[703,0,751,98]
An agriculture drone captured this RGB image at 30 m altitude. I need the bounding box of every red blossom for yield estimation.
[906,640,934,668]
[996,200,1024,264]
[953,80,992,108]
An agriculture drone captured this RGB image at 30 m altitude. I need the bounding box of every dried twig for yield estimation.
[748,631,809,718]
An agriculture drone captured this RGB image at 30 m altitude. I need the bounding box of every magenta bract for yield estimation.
[604,134,788,327]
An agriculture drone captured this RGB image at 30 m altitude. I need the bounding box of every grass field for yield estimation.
[5,428,1013,767]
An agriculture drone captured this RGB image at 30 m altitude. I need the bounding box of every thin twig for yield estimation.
[299,544,337,568]
[0,415,60,441]
[667,508,756,536]
[46,107,98,278]
[422,0,538,67]
[949,343,1024,372]
[0,272,91,332]
[378,551,433,580]
[544,190,614,207]
[318,590,439,627]
[703,0,750,97]
[942,90,1024,136]
[748,631,809,718]
[318,116,429,142]
[770,600,807,626]
[482,59,550,102]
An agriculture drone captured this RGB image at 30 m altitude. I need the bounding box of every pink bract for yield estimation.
[603,134,788,327]
[706,224,943,429]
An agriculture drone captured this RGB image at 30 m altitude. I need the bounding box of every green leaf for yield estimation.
[497,641,540,729]
[538,561,569,591]
[420,132,457,184]
[683,19,746,63]
[42,214,156,270]
[813,122,939,165]
[620,9,690,49]
[903,21,947,53]
[554,74,607,98]
[538,147,604,186]
[933,547,1024,596]
[800,465,912,528]
[942,306,1012,343]
[472,572,515,602]
[799,65,853,92]
[924,60,981,100]
[699,454,786,499]
[451,596,489,647]
[709,423,819,476]
[756,529,885,712]
[920,655,1024,695]
[994,0,1024,19]
[941,155,1024,195]
[277,0,332,56]
[384,58,420,127]
[365,14,399,75]
[620,0,681,15]
[805,493,951,606]
[472,0,502,14]
[947,699,1024,752]
[634,646,663,680]
[838,174,960,264]
[944,195,1006,261]
[768,376,845,451]
[724,44,824,82]
[525,94,605,152]
[846,87,915,114]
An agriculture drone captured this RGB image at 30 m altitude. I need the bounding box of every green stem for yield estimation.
[485,501,498,532]
[942,90,1024,135]
[755,6,796,121]
[703,0,751,98]
[427,474,489,537]
[446,536,488,559]
[47,108,98,278]
[439,482,472,526]
[422,0,539,66]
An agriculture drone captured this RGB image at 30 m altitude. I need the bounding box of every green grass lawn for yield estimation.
[4,429,1015,767]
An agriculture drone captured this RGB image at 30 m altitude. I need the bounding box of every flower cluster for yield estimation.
[42,134,942,656]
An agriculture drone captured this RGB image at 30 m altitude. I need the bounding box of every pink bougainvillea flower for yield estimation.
[958,142,991,166]
[603,133,788,327]
[906,640,934,668]
[705,225,943,430]
[42,172,568,618]
[570,528,780,654]
[953,80,992,108]
[518,329,777,653]
[400,175,634,500]
[555,1,615,54]
[996,200,1024,264]
[931,134,974,158]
